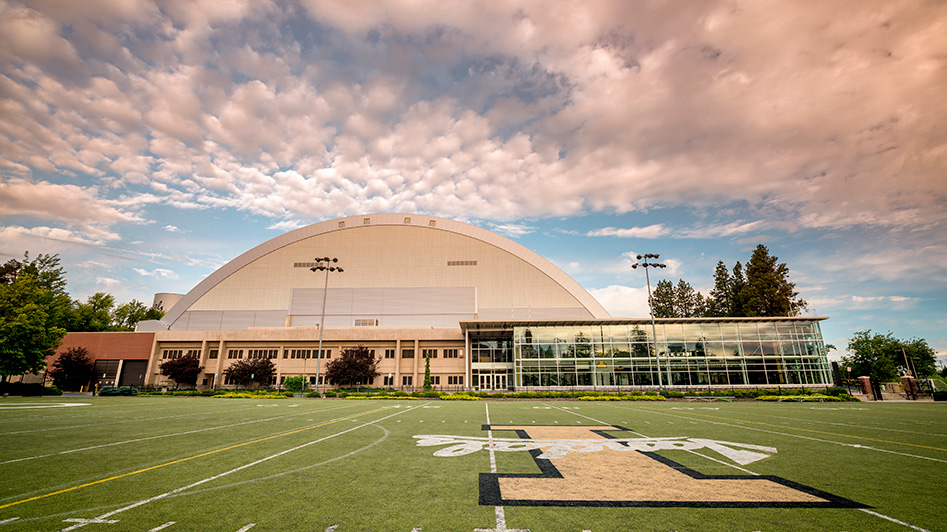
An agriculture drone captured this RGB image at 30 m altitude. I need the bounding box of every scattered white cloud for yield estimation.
[589,284,651,318]
[490,223,535,238]
[133,268,179,280]
[587,225,668,239]
[164,225,181,233]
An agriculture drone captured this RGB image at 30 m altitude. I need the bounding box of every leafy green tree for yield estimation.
[281,375,305,392]
[740,244,806,317]
[895,337,937,378]
[0,253,71,382]
[159,356,203,389]
[324,346,379,387]
[69,292,116,331]
[843,330,899,385]
[112,300,150,331]
[224,358,275,387]
[48,346,94,391]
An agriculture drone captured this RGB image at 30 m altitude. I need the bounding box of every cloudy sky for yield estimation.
[1,0,945,360]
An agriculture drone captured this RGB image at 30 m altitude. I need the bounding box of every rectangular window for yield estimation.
[161,349,183,359]
[208,349,218,359]
[384,349,396,359]
[383,376,394,386]
[422,349,437,359]
[227,349,243,359]
[288,349,312,359]
[354,319,379,326]
[185,349,200,359]
[448,375,464,385]
[402,349,415,359]
[443,349,459,358]
[317,349,331,359]
[402,375,413,386]
[431,376,440,385]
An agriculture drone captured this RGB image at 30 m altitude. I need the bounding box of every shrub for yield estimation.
[98,386,137,396]
[212,392,287,399]
[440,393,480,401]
[933,391,947,401]
[756,394,842,402]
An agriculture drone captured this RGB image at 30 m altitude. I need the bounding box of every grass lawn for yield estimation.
[0,397,944,532]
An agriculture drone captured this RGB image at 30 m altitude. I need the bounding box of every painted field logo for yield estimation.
[415,425,865,508]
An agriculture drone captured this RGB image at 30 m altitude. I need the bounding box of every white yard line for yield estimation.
[608,404,947,465]
[55,405,422,532]
[473,403,528,532]
[1,407,345,465]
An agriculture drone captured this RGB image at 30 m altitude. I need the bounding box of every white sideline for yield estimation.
[54,406,422,532]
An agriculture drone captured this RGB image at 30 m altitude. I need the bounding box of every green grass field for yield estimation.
[0,397,944,532]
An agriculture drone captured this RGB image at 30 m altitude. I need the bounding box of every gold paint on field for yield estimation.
[495,425,827,503]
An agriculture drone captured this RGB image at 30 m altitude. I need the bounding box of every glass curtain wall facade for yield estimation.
[513,320,831,388]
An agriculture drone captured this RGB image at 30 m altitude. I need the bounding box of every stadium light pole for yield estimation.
[308,257,343,396]
[632,254,667,389]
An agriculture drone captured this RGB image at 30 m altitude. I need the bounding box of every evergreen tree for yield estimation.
[674,279,705,317]
[649,279,677,318]
[706,261,732,317]
[423,352,432,390]
[730,261,747,317]
[740,244,806,317]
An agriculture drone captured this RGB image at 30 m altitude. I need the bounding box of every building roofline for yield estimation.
[461,316,828,331]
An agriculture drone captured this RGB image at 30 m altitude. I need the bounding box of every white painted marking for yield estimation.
[324,526,339,532]
[422,406,440,409]
[52,406,422,530]
[2,411,325,465]
[0,403,90,410]
[614,405,947,465]
[411,528,422,532]
[63,517,119,524]
[235,524,255,532]
[0,517,20,524]
[859,509,931,532]
[477,404,530,532]
[147,522,176,531]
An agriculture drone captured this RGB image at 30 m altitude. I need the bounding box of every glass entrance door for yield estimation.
[479,372,508,390]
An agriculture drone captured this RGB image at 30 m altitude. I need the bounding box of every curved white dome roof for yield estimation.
[163,214,610,330]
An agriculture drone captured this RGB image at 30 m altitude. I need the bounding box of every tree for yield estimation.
[423,352,433,390]
[740,244,806,317]
[843,330,899,388]
[706,261,733,317]
[224,358,275,387]
[649,279,676,318]
[324,346,379,387]
[48,346,94,391]
[729,261,747,317]
[159,356,203,389]
[281,375,305,392]
[895,337,937,378]
[649,279,704,318]
[0,253,71,382]
[68,292,116,332]
[112,300,151,331]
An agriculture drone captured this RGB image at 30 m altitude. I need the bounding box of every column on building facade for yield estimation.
[394,338,401,387]
[412,339,420,387]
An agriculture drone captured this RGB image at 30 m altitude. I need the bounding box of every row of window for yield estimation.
[164,347,462,360]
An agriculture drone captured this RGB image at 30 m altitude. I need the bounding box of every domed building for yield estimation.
[126,213,833,391]
[50,213,832,391]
